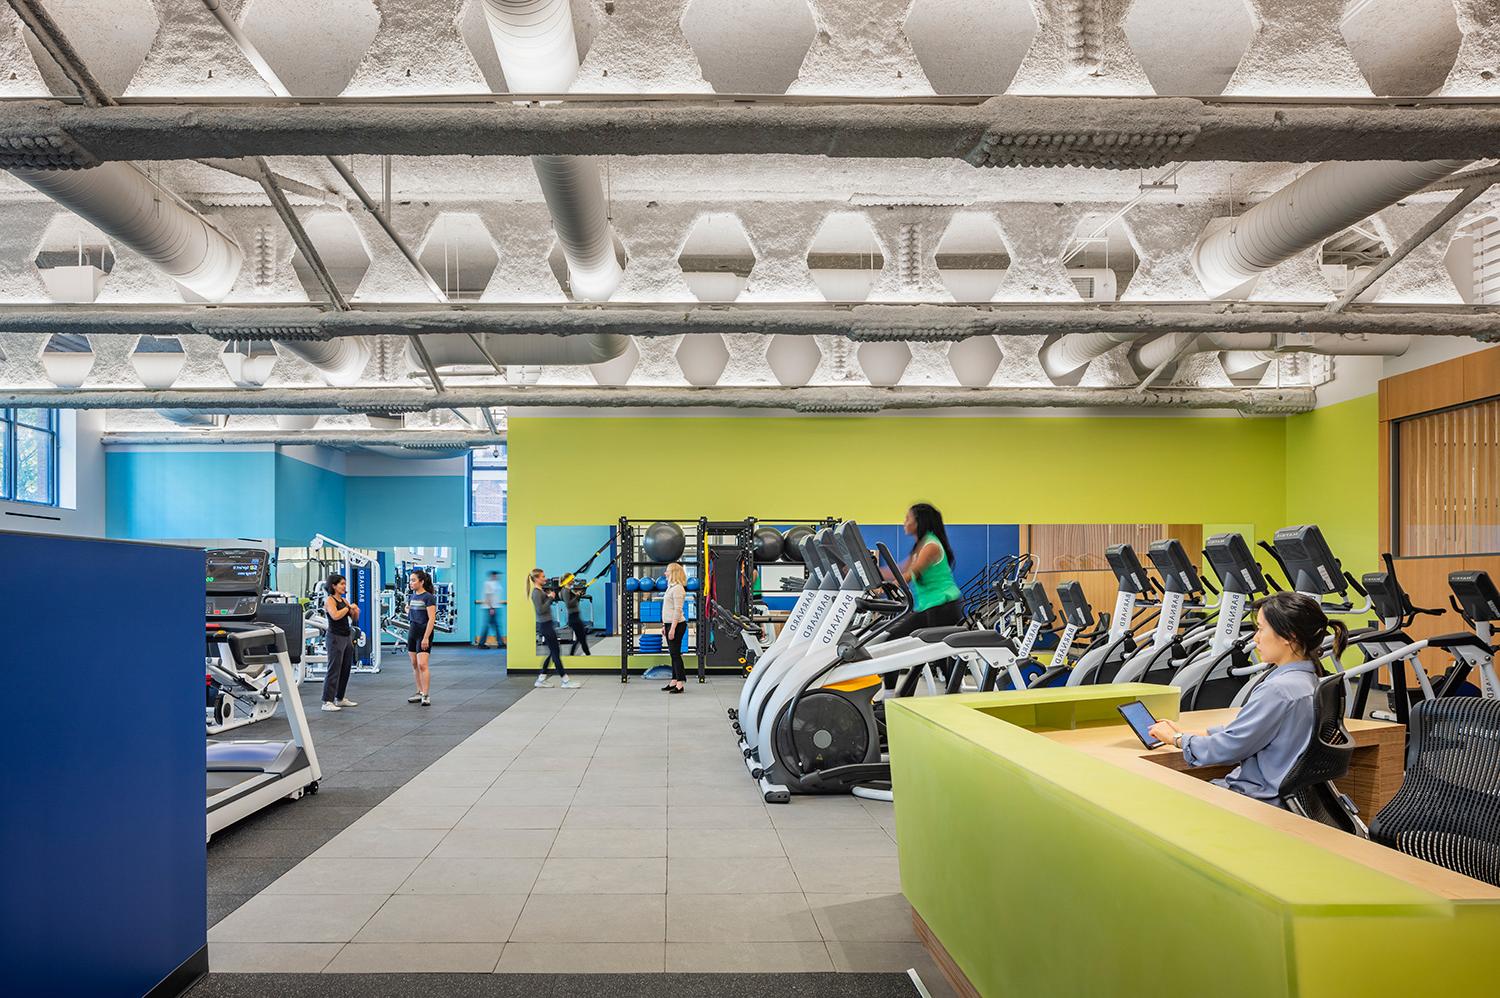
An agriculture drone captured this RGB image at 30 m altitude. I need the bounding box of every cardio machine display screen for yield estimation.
[205,552,266,593]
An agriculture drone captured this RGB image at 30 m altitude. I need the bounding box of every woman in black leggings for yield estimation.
[661,563,689,693]
[320,573,358,711]
[530,569,579,689]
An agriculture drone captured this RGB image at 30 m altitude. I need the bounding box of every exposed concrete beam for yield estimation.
[101,429,503,448]
[2,384,1315,415]
[0,302,1492,342]
[3,97,1500,168]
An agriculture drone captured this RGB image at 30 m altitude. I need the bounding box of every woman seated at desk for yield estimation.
[1148,591,1348,806]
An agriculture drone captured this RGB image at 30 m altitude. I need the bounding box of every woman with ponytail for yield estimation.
[1149,591,1347,806]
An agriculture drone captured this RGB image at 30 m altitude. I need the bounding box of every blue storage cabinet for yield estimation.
[0,532,207,997]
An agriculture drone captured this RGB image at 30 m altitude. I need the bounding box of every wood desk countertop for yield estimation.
[1041,708,1500,901]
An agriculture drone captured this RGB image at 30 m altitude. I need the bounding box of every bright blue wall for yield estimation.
[535,524,614,631]
[274,452,345,545]
[106,450,275,539]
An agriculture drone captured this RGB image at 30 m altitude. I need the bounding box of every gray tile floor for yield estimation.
[205,678,950,990]
[206,646,520,926]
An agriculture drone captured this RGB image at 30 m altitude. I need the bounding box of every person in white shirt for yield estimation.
[661,562,689,694]
[475,570,505,650]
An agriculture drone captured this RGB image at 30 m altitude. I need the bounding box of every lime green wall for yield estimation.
[1285,394,1379,580]
[508,415,1291,664]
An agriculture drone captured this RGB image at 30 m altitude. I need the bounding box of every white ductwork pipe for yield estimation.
[275,339,371,386]
[1129,331,1412,377]
[1191,159,1468,298]
[410,332,631,370]
[481,0,624,301]
[12,163,243,300]
[156,409,219,427]
[1039,332,1137,380]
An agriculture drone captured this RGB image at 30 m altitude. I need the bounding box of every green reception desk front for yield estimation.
[887,685,1500,998]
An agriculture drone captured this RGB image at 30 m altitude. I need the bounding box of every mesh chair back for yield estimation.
[1370,697,1500,887]
[1279,672,1355,803]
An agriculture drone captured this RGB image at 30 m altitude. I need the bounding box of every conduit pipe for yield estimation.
[481,0,624,301]
[1191,160,1469,297]
[11,163,244,300]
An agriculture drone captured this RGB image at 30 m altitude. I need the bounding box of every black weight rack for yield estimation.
[617,517,705,684]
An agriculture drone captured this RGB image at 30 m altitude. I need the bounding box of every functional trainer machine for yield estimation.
[205,549,321,839]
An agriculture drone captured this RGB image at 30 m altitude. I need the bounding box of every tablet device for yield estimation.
[1117,699,1164,749]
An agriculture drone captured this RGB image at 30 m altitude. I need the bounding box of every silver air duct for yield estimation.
[11,163,243,300]
[481,0,624,301]
[408,333,631,370]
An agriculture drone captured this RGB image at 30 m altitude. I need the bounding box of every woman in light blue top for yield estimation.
[1149,591,1349,805]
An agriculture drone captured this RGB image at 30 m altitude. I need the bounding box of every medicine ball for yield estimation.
[625,577,640,592]
[753,526,785,563]
[642,521,686,563]
[655,577,671,592]
[686,577,701,592]
[781,525,814,561]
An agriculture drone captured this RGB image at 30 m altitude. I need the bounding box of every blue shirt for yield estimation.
[408,590,436,630]
[1180,660,1318,803]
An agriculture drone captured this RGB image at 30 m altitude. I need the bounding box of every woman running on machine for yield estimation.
[406,569,437,706]
[320,573,359,711]
[1149,591,1347,806]
[883,503,964,687]
[530,569,580,689]
[661,562,688,694]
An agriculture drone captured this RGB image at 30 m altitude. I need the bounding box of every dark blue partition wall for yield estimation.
[0,532,206,997]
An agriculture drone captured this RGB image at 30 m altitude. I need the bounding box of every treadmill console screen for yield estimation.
[1056,581,1094,628]
[1272,525,1343,595]
[1204,533,1265,596]
[206,548,269,619]
[1106,544,1151,595]
[1147,539,1202,595]
[1449,571,1500,622]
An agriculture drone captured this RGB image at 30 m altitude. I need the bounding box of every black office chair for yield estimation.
[1277,672,1369,837]
[1369,697,1500,887]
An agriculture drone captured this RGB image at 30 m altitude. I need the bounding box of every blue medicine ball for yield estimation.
[686,577,701,592]
[624,577,639,592]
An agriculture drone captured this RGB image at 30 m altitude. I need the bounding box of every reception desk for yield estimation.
[887,685,1500,998]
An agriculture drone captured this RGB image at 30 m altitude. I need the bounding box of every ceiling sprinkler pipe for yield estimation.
[11,162,244,300]
[1191,159,1469,298]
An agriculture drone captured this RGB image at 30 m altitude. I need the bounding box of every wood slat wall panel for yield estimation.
[1025,524,1205,574]
[1395,398,1500,557]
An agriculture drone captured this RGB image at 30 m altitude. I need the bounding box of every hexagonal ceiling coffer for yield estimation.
[591,337,641,386]
[1066,213,1137,302]
[947,336,1003,388]
[33,215,114,304]
[935,213,1010,303]
[291,212,371,303]
[1124,0,1253,96]
[241,0,381,95]
[766,335,821,387]
[130,335,187,390]
[807,212,886,303]
[39,333,94,388]
[675,334,731,386]
[680,0,815,94]
[904,0,1036,95]
[418,213,501,301]
[857,341,912,387]
[678,213,757,302]
[23,0,157,96]
[548,233,628,301]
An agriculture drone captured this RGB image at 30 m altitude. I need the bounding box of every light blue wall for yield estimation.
[274,452,346,546]
[105,450,276,539]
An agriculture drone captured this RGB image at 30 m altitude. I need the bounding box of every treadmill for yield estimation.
[205,548,321,840]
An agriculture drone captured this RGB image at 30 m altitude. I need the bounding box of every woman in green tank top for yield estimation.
[886,503,965,688]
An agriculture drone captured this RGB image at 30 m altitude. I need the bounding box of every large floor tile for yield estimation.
[475,785,579,807]
[352,894,527,943]
[778,827,899,858]
[549,827,667,858]
[381,784,490,807]
[405,768,502,789]
[807,893,918,942]
[668,805,771,829]
[323,942,503,973]
[768,803,884,830]
[510,894,666,943]
[207,893,389,943]
[398,856,544,894]
[667,855,800,894]
[429,827,557,859]
[570,783,668,806]
[826,939,946,977]
[791,854,902,894]
[348,805,470,830]
[455,805,568,830]
[208,942,341,973]
[532,856,666,894]
[667,783,768,807]
[562,804,668,829]
[496,942,665,973]
[490,769,584,790]
[667,827,785,858]
[664,941,834,973]
[666,893,820,942]
[262,857,421,895]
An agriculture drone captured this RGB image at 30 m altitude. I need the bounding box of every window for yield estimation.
[1,408,59,506]
[468,446,508,525]
[1395,397,1500,557]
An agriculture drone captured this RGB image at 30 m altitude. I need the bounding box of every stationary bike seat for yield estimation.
[943,630,1019,650]
[913,626,970,643]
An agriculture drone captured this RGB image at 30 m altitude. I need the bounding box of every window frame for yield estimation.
[1391,395,1500,559]
[466,446,508,526]
[1,407,60,507]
